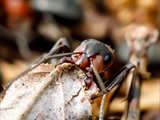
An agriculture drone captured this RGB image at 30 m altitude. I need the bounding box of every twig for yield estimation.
[122,24,159,120]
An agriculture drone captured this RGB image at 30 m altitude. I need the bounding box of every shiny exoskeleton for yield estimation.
[3,38,136,120]
[58,39,115,90]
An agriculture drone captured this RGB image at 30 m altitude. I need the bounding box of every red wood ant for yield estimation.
[4,38,136,120]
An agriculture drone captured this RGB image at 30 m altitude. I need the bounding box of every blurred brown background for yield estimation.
[0,0,159,119]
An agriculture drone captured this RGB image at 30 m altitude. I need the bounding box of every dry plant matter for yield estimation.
[121,24,159,120]
[125,24,159,79]
[0,63,99,120]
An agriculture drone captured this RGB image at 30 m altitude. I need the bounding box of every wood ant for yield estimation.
[4,38,137,120]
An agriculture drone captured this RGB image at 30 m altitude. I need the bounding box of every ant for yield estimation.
[3,38,136,120]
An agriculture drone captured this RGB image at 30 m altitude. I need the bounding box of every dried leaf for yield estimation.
[0,63,99,120]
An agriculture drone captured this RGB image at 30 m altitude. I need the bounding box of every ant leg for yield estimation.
[91,63,135,99]
[99,93,107,120]
[102,65,134,118]
[37,38,85,64]
[4,38,72,89]
[90,62,135,99]
[105,63,136,94]
[105,63,136,105]
[4,44,71,89]
[37,44,71,64]
[90,59,106,93]
[89,59,107,120]
[91,63,136,120]
[52,37,70,48]
[106,63,137,120]
[122,66,140,120]
[36,37,72,64]
[46,51,83,63]
[104,82,122,118]
[4,53,46,89]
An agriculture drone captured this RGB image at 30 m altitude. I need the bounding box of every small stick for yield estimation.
[122,24,159,120]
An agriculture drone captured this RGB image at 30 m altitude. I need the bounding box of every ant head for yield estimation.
[72,39,115,73]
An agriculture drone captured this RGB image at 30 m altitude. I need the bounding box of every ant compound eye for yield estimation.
[104,54,112,65]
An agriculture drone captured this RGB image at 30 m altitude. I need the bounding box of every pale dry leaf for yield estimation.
[0,63,99,120]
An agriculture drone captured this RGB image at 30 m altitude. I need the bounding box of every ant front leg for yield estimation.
[37,37,71,64]
[103,63,137,120]
[106,63,137,107]
[40,37,83,65]
[90,59,106,93]
[4,38,74,89]
[90,58,107,120]
[91,62,136,120]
